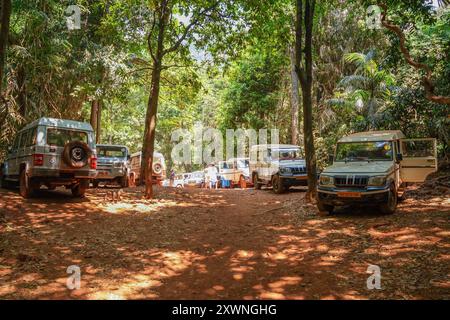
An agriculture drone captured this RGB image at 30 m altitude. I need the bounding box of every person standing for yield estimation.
[206,163,218,189]
[169,169,175,187]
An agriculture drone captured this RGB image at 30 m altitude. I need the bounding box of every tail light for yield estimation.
[33,154,44,166]
[90,156,97,169]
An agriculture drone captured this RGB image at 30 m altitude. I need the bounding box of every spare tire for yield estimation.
[62,141,92,168]
[153,162,162,175]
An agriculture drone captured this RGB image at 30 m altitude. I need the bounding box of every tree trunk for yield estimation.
[90,99,102,144]
[96,100,102,144]
[90,100,98,139]
[0,0,12,94]
[295,0,317,201]
[17,66,26,117]
[141,3,169,199]
[289,46,300,145]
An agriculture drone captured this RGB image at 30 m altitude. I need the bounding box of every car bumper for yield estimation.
[318,186,389,206]
[280,174,308,186]
[30,168,97,179]
[95,167,126,180]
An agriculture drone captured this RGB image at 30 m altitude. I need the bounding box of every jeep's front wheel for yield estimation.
[317,199,334,215]
[380,184,397,214]
[72,179,89,198]
[19,170,37,198]
[272,174,286,194]
[252,173,262,190]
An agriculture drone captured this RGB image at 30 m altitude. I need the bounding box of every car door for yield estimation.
[400,138,437,182]
[6,133,21,177]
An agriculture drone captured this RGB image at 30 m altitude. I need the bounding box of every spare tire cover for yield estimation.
[62,141,92,168]
[153,162,162,175]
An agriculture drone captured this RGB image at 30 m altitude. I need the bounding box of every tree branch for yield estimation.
[163,2,219,55]
[379,3,450,105]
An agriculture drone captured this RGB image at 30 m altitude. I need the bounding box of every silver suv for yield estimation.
[0,117,97,198]
[93,144,130,188]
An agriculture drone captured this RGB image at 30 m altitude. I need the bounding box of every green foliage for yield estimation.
[219,45,288,132]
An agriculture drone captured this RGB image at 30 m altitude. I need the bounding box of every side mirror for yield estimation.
[396,153,403,162]
[328,154,334,163]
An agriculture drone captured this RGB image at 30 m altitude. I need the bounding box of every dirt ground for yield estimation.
[0,184,449,300]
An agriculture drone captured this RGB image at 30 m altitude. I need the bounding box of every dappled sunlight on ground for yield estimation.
[0,184,449,299]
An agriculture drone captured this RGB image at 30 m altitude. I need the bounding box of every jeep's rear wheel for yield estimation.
[72,179,89,198]
[120,175,129,188]
[0,171,9,189]
[380,184,397,214]
[253,173,262,190]
[19,170,37,198]
[317,199,334,215]
[272,174,286,194]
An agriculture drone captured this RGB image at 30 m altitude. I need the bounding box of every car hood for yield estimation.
[323,161,394,174]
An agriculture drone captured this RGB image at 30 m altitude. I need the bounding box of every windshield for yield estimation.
[335,141,393,162]
[98,146,127,158]
[271,148,302,161]
[47,128,88,147]
[237,159,249,168]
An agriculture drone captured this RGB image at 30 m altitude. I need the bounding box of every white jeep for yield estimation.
[218,158,250,188]
[0,117,97,198]
[249,144,308,194]
[317,130,437,214]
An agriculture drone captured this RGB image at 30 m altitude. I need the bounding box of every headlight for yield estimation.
[319,175,334,186]
[114,162,122,168]
[368,176,387,186]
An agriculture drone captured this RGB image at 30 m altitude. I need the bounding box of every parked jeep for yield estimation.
[317,130,437,214]
[249,144,307,193]
[218,158,251,188]
[0,117,97,198]
[93,144,130,188]
[129,151,166,185]
[183,171,205,188]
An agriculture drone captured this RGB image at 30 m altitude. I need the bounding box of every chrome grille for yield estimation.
[334,175,368,187]
[291,166,306,174]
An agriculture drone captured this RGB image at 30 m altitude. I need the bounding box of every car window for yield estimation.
[18,130,29,149]
[25,127,37,147]
[335,141,393,161]
[12,134,21,150]
[47,128,88,147]
[98,146,127,158]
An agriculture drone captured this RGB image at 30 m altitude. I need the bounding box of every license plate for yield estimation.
[100,171,109,175]
[337,191,361,198]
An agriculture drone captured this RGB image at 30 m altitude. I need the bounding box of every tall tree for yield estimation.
[294,0,317,201]
[289,46,300,145]
[0,0,11,95]
[141,0,220,198]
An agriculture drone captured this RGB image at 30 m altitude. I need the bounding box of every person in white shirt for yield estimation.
[206,163,218,189]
